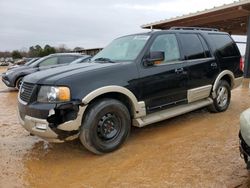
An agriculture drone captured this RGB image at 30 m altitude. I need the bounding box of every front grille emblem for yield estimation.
[21,87,25,94]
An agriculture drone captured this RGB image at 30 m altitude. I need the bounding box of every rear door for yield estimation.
[178,33,219,102]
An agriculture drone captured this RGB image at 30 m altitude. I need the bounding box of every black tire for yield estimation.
[79,98,131,154]
[208,80,231,113]
[15,76,23,90]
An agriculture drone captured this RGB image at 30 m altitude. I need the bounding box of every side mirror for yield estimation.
[143,51,165,66]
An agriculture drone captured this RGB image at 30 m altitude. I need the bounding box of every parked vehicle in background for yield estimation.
[18,27,243,154]
[15,59,27,65]
[0,62,9,66]
[7,58,39,70]
[69,55,91,64]
[0,57,13,66]
[2,53,84,89]
[239,109,250,169]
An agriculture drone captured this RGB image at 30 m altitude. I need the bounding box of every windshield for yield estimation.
[92,35,149,62]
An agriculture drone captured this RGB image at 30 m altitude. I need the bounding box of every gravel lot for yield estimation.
[0,67,250,188]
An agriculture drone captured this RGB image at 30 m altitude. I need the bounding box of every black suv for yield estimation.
[2,53,86,89]
[17,27,243,154]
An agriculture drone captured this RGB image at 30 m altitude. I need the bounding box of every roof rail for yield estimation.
[170,27,219,32]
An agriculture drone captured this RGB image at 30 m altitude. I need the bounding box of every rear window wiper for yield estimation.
[94,57,115,63]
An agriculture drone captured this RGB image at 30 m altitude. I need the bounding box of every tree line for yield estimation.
[0,44,83,59]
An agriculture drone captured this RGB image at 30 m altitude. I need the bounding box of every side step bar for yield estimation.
[133,98,213,127]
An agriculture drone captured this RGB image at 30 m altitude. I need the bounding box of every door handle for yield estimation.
[210,62,217,68]
[175,68,184,74]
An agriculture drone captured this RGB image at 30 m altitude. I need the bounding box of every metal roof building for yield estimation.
[142,0,250,77]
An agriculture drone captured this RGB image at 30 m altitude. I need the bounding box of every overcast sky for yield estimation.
[0,0,245,51]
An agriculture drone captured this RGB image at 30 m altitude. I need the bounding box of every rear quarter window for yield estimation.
[209,34,239,57]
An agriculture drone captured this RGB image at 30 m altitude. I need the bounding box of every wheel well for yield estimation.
[15,75,24,86]
[220,74,233,88]
[85,92,134,117]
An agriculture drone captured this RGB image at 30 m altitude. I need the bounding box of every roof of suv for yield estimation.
[129,27,228,37]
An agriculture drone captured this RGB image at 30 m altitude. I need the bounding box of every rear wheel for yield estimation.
[79,98,131,154]
[15,76,24,90]
[208,80,231,112]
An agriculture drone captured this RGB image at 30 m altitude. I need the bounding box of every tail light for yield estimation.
[240,57,244,72]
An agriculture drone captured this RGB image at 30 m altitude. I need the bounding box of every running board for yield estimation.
[133,98,213,127]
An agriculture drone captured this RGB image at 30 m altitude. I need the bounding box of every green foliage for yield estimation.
[0,44,74,58]
[28,44,56,57]
[12,50,22,59]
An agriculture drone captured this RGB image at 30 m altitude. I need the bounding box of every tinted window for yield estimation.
[39,57,58,67]
[180,34,206,60]
[199,35,211,58]
[59,56,77,64]
[150,34,180,63]
[209,34,238,57]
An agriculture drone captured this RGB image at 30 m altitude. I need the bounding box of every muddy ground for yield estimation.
[1,67,250,188]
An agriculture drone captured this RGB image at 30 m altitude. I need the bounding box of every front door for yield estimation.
[138,33,188,113]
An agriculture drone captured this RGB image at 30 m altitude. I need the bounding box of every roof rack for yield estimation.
[169,27,219,32]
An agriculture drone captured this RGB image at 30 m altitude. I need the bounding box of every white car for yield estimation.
[239,108,250,169]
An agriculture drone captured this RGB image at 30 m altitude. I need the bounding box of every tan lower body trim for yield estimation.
[187,85,212,103]
[233,76,243,89]
[133,98,213,127]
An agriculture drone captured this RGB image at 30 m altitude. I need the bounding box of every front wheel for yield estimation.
[79,98,131,154]
[16,76,24,90]
[208,80,231,113]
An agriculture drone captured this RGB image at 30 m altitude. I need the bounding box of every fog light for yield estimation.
[35,123,47,130]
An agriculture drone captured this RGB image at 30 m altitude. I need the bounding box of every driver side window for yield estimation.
[39,57,58,67]
[150,34,180,64]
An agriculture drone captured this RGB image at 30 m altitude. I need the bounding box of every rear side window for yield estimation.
[59,56,78,64]
[179,33,207,60]
[209,34,239,57]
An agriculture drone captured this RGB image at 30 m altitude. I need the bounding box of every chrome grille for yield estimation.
[20,82,35,103]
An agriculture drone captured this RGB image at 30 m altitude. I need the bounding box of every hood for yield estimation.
[7,65,29,72]
[23,62,119,85]
[8,64,21,70]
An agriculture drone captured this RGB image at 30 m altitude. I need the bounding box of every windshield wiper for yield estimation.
[94,57,115,63]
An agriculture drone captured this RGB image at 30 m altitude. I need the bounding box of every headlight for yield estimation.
[37,86,71,103]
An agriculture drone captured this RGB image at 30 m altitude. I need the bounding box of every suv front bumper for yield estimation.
[18,112,62,142]
[18,97,86,142]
